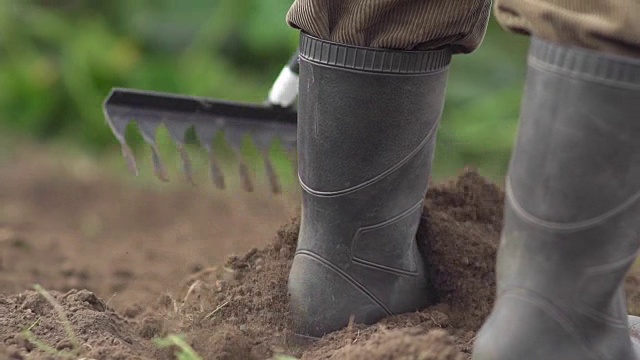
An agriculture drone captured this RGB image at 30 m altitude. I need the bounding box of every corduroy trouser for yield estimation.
[286,0,640,58]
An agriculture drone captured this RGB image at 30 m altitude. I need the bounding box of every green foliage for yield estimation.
[0,1,529,179]
[0,0,296,153]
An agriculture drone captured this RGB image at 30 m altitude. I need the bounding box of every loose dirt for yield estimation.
[1,150,639,360]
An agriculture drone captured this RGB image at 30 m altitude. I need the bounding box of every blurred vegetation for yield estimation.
[0,0,530,181]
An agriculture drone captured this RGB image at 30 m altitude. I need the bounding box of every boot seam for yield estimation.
[575,250,640,327]
[505,177,640,232]
[299,121,439,197]
[295,250,393,316]
[350,199,424,276]
[501,288,605,360]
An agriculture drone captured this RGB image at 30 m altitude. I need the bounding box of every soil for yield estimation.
[1,149,639,360]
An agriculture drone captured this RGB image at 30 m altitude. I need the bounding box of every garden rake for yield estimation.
[102,50,300,193]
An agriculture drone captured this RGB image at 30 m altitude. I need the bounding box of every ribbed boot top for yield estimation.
[299,32,452,74]
[529,37,640,88]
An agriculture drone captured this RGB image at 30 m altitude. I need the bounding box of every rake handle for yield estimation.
[267,49,300,109]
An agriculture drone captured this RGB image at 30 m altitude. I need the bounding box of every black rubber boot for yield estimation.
[288,33,452,338]
[472,37,640,360]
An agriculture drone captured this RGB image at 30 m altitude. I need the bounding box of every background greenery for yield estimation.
[0,0,530,183]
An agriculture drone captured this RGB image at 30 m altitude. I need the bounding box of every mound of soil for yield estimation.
[1,169,639,359]
[1,289,153,359]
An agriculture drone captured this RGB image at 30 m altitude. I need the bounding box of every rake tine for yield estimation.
[149,143,169,182]
[252,130,282,194]
[136,119,169,182]
[225,129,254,192]
[166,120,196,185]
[176,143,195,185]
[208,150,226,190]
[103,106,140,177]
[194,121,226,189]
[262,149,281,194]
[120,142,140,177]
[103,86,299,191]
[232,149,253,193]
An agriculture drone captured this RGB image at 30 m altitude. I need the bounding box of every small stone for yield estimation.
[215,280,226,291]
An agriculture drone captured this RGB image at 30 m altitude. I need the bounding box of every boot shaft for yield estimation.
[473,37,640,360]
[289,32,452,337]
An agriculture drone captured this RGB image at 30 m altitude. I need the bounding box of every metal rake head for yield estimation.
[102,87,298,193]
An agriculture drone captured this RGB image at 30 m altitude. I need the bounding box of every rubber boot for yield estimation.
[472,37,640,360]
[288,32,452,338]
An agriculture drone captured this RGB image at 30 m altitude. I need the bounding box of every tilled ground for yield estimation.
[1,149,639,360]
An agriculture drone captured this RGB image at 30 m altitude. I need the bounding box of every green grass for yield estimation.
[154,335,203,360]
[23,284,208,360]
[22,284,84,359]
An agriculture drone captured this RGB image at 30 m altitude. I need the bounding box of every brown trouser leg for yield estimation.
[495,0,640,58]
[286,0,492,53]
[286,0,640,57]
